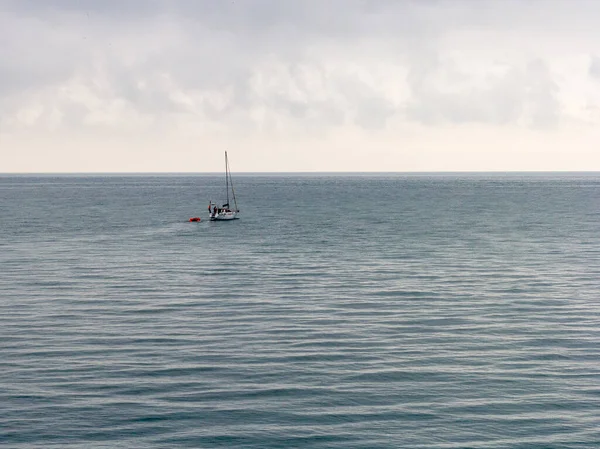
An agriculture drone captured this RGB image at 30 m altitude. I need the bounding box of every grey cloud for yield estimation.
[405,53,561,128]
[525,59,560,129]
[589,56,600,79]
[0,0,588,133]
[406,71,524,125]
[5,0,436,46]
[5,0,165,20]
[0,12,85,96]
[354,96,396,130]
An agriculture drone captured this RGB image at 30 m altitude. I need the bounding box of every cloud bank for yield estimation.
[1,0,600,171]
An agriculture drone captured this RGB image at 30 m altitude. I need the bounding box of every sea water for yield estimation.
[1,174,599,448]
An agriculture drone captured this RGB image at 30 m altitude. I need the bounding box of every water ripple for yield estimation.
[1,175,599,448]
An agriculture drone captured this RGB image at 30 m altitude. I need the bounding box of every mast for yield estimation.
[225,151,229,207]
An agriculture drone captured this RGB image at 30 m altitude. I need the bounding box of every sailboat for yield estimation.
[208,151,239,221]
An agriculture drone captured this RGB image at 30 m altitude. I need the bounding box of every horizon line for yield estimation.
[1,170,600,176]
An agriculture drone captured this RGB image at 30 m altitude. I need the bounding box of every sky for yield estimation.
[1,0,600,172]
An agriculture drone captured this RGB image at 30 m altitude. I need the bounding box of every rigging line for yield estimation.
[228,153,239,212]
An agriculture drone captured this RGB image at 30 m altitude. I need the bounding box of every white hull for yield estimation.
[210,211,238,221]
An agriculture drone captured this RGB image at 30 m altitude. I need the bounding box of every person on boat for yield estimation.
[213,205,218,216]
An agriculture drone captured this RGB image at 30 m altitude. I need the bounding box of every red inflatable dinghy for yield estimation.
[189,217,201,222]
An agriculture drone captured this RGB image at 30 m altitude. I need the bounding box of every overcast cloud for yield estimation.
[1,0,600,171]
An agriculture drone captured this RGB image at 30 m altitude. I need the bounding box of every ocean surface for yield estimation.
[1,173,599,448]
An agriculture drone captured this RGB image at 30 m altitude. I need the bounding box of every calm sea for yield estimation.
[1,174,599,448]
